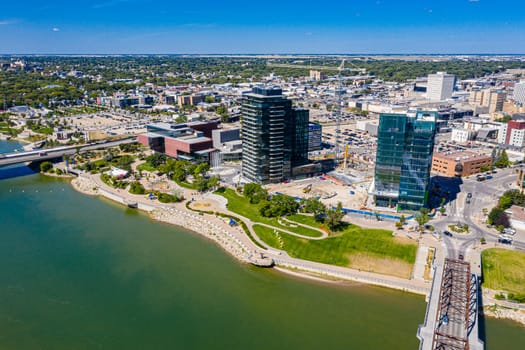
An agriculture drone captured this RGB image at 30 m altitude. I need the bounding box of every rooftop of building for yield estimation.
[508,205,525,222]
[175,136,211,144]
[245,85,283,97]
[433,150,491,162]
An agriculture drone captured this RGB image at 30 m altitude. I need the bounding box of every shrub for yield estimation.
[156,192,183,203]
[129,181,145,195]
[40,161,53,173]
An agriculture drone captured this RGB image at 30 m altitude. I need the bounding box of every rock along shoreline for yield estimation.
[71,176,253,264]
[70,176,525,327]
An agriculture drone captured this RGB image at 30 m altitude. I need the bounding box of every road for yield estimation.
[0,137,137,168]
[432,168,525,259]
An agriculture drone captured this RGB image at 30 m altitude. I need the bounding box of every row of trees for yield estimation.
[241,185,345,231]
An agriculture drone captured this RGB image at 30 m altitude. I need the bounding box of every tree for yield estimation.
[216,104,229,122]
[415,212,430,233]
[194,176,209,192]
[193,162,210,178]
[419,207,430,215]
[204,95,215,103]
[399,214,406,225]
[129,181,145,195]
[40,161,53,173]
[259,194,299,218]
[145,153,166,168]
[325,202,344,231]
[480,164,492,172]
[488,207,510,227]
[301,197,327,221]
[395,221,403,230]
[495,149,510,168]
[207,176,219,190]
[243,183,268,204]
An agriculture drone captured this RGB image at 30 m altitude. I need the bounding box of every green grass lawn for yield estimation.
[136,162,157,172]
[255,220,417,267]
[287,214,325,229]
[253,225,284,249]
[217,189,322,238]
[482,248,525,294]
[176,180,198,190]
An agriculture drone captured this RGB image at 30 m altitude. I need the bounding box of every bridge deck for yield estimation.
[0,138,136,168]
[418,258,484,350]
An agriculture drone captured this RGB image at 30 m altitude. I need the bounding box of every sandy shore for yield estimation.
[274,266,343,284]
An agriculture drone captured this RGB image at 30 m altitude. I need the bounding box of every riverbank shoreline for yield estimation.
[68,174,525,327]
[42,172,76,179]
[481,304,525,327]
[70,175,433,295]
[71,176,253,264]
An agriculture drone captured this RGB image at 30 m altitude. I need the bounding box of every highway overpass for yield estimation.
[0,137,137,168]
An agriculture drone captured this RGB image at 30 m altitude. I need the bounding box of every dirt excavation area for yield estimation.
[266,176,371,210]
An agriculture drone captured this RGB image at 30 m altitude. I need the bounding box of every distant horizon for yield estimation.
[1,53,525,57]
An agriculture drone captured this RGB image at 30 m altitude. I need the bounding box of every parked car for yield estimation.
[443,230,453,237]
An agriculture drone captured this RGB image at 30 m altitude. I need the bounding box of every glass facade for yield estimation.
[241,87,309,184]
[374,112,437,211]
[308,122,322,151]
[288,108,310,167]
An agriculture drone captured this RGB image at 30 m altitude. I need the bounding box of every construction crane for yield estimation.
[343,143,349,169]
[267,59,365,163]
[334,59,345,161]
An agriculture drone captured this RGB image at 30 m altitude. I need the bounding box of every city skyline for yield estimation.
[1,0,525,54]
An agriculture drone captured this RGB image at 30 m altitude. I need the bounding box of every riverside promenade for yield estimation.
[72,173,431,296]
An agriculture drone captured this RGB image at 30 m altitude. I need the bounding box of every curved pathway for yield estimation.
[74,172,431,296]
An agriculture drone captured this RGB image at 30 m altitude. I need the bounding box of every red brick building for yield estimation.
[138,122,217,162]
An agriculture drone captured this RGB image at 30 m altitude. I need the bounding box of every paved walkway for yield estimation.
[77,173,432,295]
[413,245,430,281]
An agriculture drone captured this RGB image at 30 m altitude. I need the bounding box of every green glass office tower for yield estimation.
[373,111,437,211]
[241,87,309,184]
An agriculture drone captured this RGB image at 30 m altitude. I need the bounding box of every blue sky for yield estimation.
[0,0,524,54]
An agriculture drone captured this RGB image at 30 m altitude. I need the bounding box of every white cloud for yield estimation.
[0,19,15,25]
[52,27,60,32]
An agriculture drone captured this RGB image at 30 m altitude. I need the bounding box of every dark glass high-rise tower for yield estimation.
[241,86,309,184]
[373,111,437,211]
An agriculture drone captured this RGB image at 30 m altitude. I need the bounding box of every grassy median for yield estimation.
[482,248,525,294]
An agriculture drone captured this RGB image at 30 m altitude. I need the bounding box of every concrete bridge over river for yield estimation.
[0,137,137,169]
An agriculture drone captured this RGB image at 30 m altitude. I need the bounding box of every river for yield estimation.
[0,140,523,349]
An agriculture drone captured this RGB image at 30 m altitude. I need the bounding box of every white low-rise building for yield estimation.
[451,128,474,143]
[509,128,525,148]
